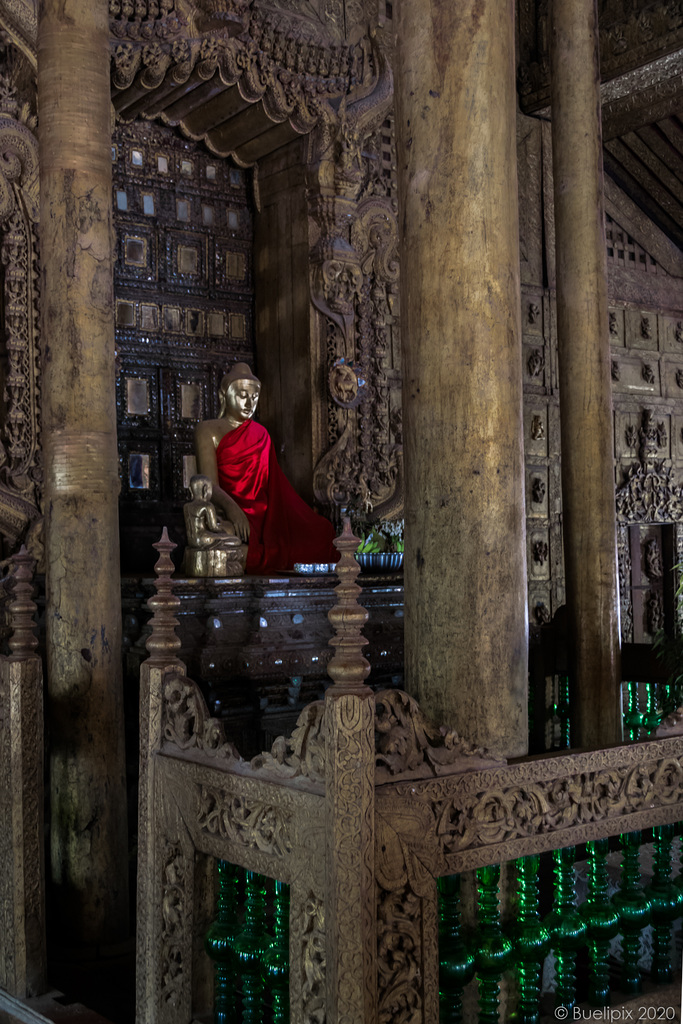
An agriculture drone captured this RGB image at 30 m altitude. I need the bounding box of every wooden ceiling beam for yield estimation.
[179,85,253,137]
[118,70,221,121]
[205,102,285,155]
[233,119,301,164]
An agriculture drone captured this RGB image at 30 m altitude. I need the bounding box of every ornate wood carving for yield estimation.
[618,523,634,643]
[160,838,190,1011]
[518,1,683,113]
[323,519,375,1023]
[197,780,293,855]
[300,892,326,1024]
[376,735,683,875]
[0,61,41,549]
[374,689,503,782]
[0,545,45,999]
[616,461,683,522]
[250,700,326,782]
[308,41,401,516]
[110,0,364,145]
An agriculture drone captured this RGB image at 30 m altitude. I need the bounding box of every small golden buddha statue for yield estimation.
[183,474,244,577]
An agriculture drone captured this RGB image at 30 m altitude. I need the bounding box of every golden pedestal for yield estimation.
[185,545,246,578]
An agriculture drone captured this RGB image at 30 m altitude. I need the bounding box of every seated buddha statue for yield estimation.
[194,363,337,573]
[183,474,244,577]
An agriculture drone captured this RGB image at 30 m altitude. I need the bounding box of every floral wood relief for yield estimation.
[0,63,41,547]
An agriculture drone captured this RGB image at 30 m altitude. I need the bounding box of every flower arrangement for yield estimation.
[354,517,404,554]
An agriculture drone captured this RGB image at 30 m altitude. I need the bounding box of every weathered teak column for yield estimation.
[550,0,622,747]
[38,0,129,944]
[325,520,376,1023]
[395,0,528,757]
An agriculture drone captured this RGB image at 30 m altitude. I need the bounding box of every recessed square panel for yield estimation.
[130,149,143,167]
[229,312,245,339]
[226,252,245,280]
[125,236,147,266]
[142,193,155,216]
[207,312,224,337]
[126,378,149,416]
[157,154,168,174]
[229,168,242,187]
[181,383,201,419]
[176,199,190,222]
[183,454,197,489]
[206,164,217,181]
[140,304,158,330]
[163,306,182,332]
[202,205,215,226]
[180,159,193,177]
[178,245,198,274]
[116,190,128,211]
[111,145,117,162]
[227,209,239,230]
[129,453,150,489]
[116,301,135,327]
[186,309,204,336]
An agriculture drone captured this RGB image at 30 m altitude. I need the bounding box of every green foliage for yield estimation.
[348,507,405,553]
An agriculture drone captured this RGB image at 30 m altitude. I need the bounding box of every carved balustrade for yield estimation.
[136,526,683,1023]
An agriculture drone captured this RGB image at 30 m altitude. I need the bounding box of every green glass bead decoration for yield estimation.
[263,880,290,1024]
[510,855,550,1024]
[543,846,586,1013]
[642,681,661,735]
[204,860,240,1024]
[645,824,682,984]
[438,874,475,1024]
[557,675,571,749]
[579,838,619,1006]
[660,681,676,720]
[612,831,650,994]
[474,863,513,1024]
[233,870,269,1024]
[623,681,643,743]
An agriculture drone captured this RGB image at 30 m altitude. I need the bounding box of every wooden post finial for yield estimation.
[8,544,38,659]
[145,528,182,665]
[327,517,371,694]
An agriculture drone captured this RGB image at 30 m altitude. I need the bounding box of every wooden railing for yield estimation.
[136,527,683,1023]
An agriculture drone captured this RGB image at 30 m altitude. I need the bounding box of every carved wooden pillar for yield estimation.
[325,520,376,1023]
[550,0,622,746]
[395,0,528,756]
[135,530,191,1023]
[0,548,46,998]
[38,0,129,944]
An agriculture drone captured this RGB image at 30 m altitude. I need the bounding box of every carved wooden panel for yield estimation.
[526,143,683,645]
[0,44,41,553]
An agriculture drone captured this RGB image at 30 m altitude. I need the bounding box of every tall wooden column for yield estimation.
[38,0,129,944]
[395,1,528,757]
[550,0,622,747]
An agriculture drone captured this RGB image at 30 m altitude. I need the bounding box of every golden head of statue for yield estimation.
[193,362,337,574]
[218,363,261,427]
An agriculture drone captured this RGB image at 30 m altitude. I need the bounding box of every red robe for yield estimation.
[216,420,337,573]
